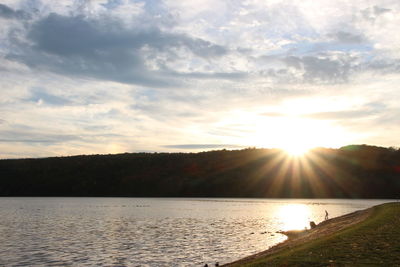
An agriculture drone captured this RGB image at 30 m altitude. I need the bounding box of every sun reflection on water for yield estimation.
[277,204,311,231]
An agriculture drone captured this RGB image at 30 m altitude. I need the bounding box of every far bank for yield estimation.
[2,145,400,198]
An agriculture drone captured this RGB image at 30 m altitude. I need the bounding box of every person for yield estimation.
[325,210,329,220]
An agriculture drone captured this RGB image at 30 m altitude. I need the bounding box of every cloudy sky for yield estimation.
[0,0,399,158]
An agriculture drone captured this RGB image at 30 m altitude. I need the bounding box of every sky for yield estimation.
[0,0,399,158]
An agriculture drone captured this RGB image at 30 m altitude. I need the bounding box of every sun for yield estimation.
[278,131,315,156]
[261,118,321,156]
[250,116,346,155]
[217,109,348,153]
[282,144,310,156]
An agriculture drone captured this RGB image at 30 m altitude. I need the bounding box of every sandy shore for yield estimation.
[223,207,372,266]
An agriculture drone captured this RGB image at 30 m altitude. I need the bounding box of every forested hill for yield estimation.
[1,145,400,198]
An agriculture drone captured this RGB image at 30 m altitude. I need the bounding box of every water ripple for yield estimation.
[0,197,389,266]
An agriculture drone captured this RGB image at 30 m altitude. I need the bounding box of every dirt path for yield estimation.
[223,207,372,266]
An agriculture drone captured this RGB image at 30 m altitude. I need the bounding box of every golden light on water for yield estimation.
[278,204,311,231]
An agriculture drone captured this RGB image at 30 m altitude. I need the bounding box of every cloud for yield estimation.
[304,102,386,120]
[0,3,29,20]
[168,70,247,80]
[28,14,226,58]
[3,1,398,88]
[361,5,391,21]
[25,87,71,106]
[282,54,356,83]
[305,110,373,120]
[7,12,230,87]
[330,31,365,44]
[0,130,79,144]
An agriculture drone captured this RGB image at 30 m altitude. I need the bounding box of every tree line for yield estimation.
[1,145,399,198]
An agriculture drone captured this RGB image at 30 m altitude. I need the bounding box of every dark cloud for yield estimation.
[330,31,365,44]
[283,55,354,83]
[8,13,230,87]
[0,128,126,145]
[29,14,226,58]
[162,144,243,149]
[0,3,29,19]
[361,5,391,21]
[373,6,391,15]
[178,71,247,80]
[0,138,63,143]
[366,59,400,74]
[0,130,79,144]
[257,52,357,84]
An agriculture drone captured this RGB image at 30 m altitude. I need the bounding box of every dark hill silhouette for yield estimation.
[1,145,399,198]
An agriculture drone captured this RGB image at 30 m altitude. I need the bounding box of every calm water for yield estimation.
[0,198,393,266]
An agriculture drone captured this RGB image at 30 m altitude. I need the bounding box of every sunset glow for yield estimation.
[282,144,310,156]
[245,114,349,155]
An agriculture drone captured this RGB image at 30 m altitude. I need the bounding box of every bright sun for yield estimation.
[282,144,310,156]
[251,116,346,155]
[217,108,348,153]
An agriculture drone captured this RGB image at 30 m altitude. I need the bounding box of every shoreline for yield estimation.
[223,205,374,266]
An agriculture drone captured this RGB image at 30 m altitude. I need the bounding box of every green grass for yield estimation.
[235,202,400,266]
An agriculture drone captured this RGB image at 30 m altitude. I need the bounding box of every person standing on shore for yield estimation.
[325,210,329,220]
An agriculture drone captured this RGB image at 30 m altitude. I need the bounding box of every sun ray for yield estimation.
[265,154,292,197]
[306,150,360,197]
[290,156,306,197]
[243,150,287,194]
[298,153,330,197]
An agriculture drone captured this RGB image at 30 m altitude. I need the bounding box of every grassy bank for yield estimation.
[226,202,400,266]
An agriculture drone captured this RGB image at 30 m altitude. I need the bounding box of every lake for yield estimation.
[0,197,393,266]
